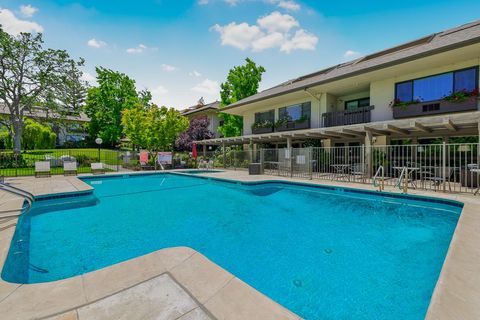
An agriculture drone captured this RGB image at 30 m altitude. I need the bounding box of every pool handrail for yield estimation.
[373,165,385,191]
[0,182,35,217]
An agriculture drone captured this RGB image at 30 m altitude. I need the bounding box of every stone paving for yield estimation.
[0,170,479,319]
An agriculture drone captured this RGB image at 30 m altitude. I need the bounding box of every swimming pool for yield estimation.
[2,173,462,319]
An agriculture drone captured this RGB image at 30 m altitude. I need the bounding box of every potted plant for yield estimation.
[251,119,274,134]
[275,115,310,131]
[391,88,479,119]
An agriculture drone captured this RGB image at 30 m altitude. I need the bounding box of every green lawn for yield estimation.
[0,148,122,177]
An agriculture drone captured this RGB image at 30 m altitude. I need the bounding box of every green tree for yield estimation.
[84,67,145,146]
[122,105,189,159]
[219,58,266,137]
[0,28,85,153]
[22,118,56,150]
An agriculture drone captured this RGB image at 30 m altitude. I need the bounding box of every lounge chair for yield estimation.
[35,161,51,177]
[91,163,105,175]
[63,161,78,176]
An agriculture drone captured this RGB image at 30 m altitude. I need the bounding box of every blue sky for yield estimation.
[1,0,479,109]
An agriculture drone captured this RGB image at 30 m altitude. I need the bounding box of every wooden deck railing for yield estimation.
[322,105,374,127]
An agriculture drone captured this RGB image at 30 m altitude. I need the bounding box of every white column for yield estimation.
[365,130,373,178]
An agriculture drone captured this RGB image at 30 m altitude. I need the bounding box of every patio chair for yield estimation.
[35,161,51,177]
[91,162,105,175]
[63,161,78,176]
[350,163,366,182]
[139,151,154,170]
[426,167,454,192]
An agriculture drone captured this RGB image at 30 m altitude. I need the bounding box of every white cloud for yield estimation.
[277,0,300,11]
[0,8,43,35]
[224,0,240,5]
[257,11,298,33]
[87,38,106,48]
[212,22,262,50]
[126,44,148,54]
[150,85,169,103]
[192,79,220,95]
[280,29,318,53]
[80,71,96,84]
[343,50,362,59]
[212,11,318,53]
[189,70,202,77]
[161,64,176,72]
[19,4,38,17]
[252,31,284,52]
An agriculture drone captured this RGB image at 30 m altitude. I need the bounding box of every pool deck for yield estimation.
[0,170,479,319]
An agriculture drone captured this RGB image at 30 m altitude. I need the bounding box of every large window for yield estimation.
[345,97,370,111]
[254,110,274,123]
[395,67,478,103]
[279,102,311,121]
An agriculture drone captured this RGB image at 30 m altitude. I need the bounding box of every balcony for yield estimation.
[275,119,310,132]
[322,105,374,128]
[392,97,478,119]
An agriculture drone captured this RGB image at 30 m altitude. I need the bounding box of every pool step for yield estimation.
[31,193,98,215]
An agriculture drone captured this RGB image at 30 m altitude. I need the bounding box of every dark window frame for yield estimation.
[394,66,479,103]
[254,109,275,123]
[344,97,370,110]
[278,102,311,121]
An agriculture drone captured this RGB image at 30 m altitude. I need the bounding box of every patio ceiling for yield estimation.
[195,111,480,146]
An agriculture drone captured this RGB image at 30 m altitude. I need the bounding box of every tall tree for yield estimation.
[0,28,85,153]
[176,117,215,151]
[122,105,189,158]
[84,67,143,146]
[219,58,266,137]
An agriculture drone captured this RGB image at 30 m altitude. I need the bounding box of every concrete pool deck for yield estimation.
[0,170,479,319]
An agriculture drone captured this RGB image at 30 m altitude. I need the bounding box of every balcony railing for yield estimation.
[322,105,374,128]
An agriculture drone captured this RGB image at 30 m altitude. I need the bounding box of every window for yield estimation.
[279,102,311,121]
[344,97,370,111]
[395,67,478,103]
[254,110,274,123]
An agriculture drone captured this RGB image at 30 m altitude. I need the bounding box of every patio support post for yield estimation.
[222,142,226,168]
[203,144,206,157]
[287,137,292,177]
[365,130,373,178]
[442,139,447,193]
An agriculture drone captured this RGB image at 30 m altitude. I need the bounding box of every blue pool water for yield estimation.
[2,173,462,320]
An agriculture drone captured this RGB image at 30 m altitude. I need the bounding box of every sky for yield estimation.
[1,0,479,110]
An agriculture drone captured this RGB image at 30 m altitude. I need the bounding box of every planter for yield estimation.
[252,126,274,134]
[276,120,310,132]
[392,96,478,119]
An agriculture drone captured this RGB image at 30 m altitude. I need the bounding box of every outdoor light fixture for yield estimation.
[95,137,103,162]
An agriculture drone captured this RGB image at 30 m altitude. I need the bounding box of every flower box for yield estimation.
[392,96,478,119]
[276,120,310,132]
[252,126,274,134]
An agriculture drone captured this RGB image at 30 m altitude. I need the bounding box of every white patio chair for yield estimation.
[35,161,51,177]
[63,161,78,176]
[91,162,105,175]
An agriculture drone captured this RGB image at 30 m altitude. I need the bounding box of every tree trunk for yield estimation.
[12,120,23,155]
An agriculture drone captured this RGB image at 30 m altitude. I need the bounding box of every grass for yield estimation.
[0,148,122,177]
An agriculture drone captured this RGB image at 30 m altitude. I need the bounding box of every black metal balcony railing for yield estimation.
[322,105,374,128]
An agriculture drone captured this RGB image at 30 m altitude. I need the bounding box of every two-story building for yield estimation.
[197,20,480,152]
[181,100,223,138]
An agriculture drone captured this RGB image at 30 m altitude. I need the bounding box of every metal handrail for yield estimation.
[395,167,409,193]
[0,182,34,215]
[373,166,384,191]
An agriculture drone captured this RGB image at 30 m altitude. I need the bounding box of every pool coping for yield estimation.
[0,170,479,319]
